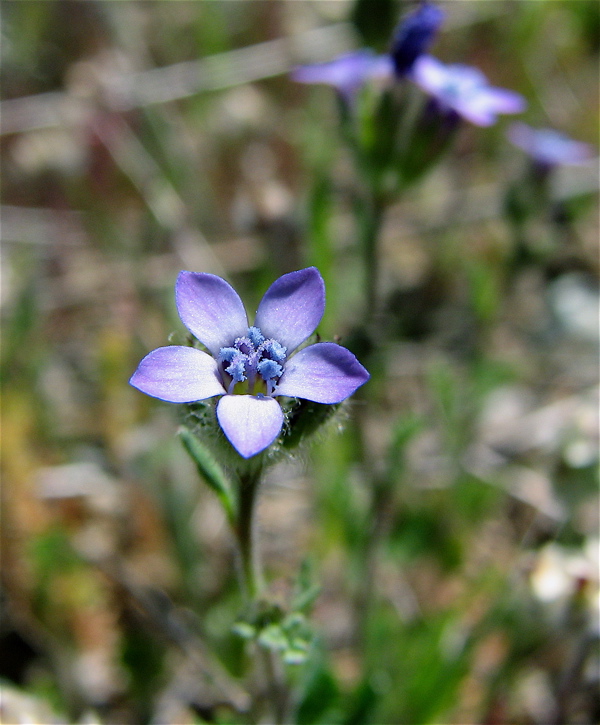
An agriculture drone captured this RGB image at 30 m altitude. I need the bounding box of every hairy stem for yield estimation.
[234,468,263,602]
[232,465,290,724]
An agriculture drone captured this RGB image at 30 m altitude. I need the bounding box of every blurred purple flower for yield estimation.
[291,50,392,100]
[390,2,445,77]
[507,122,594,168]
[130,268,369,458]
[411,55,526,126]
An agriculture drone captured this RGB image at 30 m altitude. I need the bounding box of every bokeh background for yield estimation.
[1,1,599,724]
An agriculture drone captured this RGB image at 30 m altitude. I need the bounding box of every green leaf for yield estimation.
[295,658,339,725]
[292,559,322,613]
[178,426,236,523]
[342,679,378,725]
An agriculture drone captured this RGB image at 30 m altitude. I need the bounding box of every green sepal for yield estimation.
[280,399,341,450]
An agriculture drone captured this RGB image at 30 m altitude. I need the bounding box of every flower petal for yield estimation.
[292,51,392,98]
[275,342,370,404]
[130,346,225,402]
[452,88,524,126]
[485,88,527,115]
[411,56,526,126]
[216,395,284,458]
[452,97,496,127]
[254,267,325,353]
[391,3,445,77]
[175,271,249,356]
[508,122,593,166]
[410,55,453,92]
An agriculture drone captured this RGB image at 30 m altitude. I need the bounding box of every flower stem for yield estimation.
[259,648,288,725]
[361,193,386,329]
[234,468,263,602]
[232,464,290,724]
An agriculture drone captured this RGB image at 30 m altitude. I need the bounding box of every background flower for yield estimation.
[507,122,594,168]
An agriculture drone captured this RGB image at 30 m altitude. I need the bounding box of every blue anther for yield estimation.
[247,326,265,347]
[225,353,247,383]
[218,347,239,363]
[261,339,287,362]
[257,358,283,382]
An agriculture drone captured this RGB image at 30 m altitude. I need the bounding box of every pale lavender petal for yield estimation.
[292,50,392,98]
[481,88,526,115]
[447,64,488,89]
[454,88,525,126]
[175,271,249,356]
[254,267,325,353]
[411,55,526,125]
[508,122,594,166]
[216,395,284,458]
[130,346,225,402]
[275,342,369,404]
[410,54,448,90]
[452,97,496,127]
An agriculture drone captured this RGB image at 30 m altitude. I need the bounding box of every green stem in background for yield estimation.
[261,649,288,725]
[360,192,386,330]
[354,415,423,651]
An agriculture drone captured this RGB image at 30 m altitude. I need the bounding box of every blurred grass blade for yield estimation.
[387,413,424,481]
[178,426,236,523]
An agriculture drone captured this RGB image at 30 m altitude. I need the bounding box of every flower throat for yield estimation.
[218,326,287,396]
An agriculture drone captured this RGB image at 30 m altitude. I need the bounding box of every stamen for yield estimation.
[217,326,287,396]
[257,358,283,382]
[224,353,247,383]
[260,339,287,362]
[247,326,265,347]
[218,347,239,363]
[235,336,253,355]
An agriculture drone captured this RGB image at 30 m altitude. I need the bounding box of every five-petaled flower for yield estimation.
[130,267,369,458]
[410,55,526,126]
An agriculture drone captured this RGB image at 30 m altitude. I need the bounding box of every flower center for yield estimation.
[218,326,287,396]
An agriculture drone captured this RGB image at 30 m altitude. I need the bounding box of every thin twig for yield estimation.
[0,23,354,135]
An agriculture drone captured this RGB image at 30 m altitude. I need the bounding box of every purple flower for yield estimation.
[410,55,526,126]
[507,122,594,169]
[291,50,392,100]
[130,268,369,458]
[390,2,445,77]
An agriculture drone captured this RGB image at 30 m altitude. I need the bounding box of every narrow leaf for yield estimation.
[178,426,236,523]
